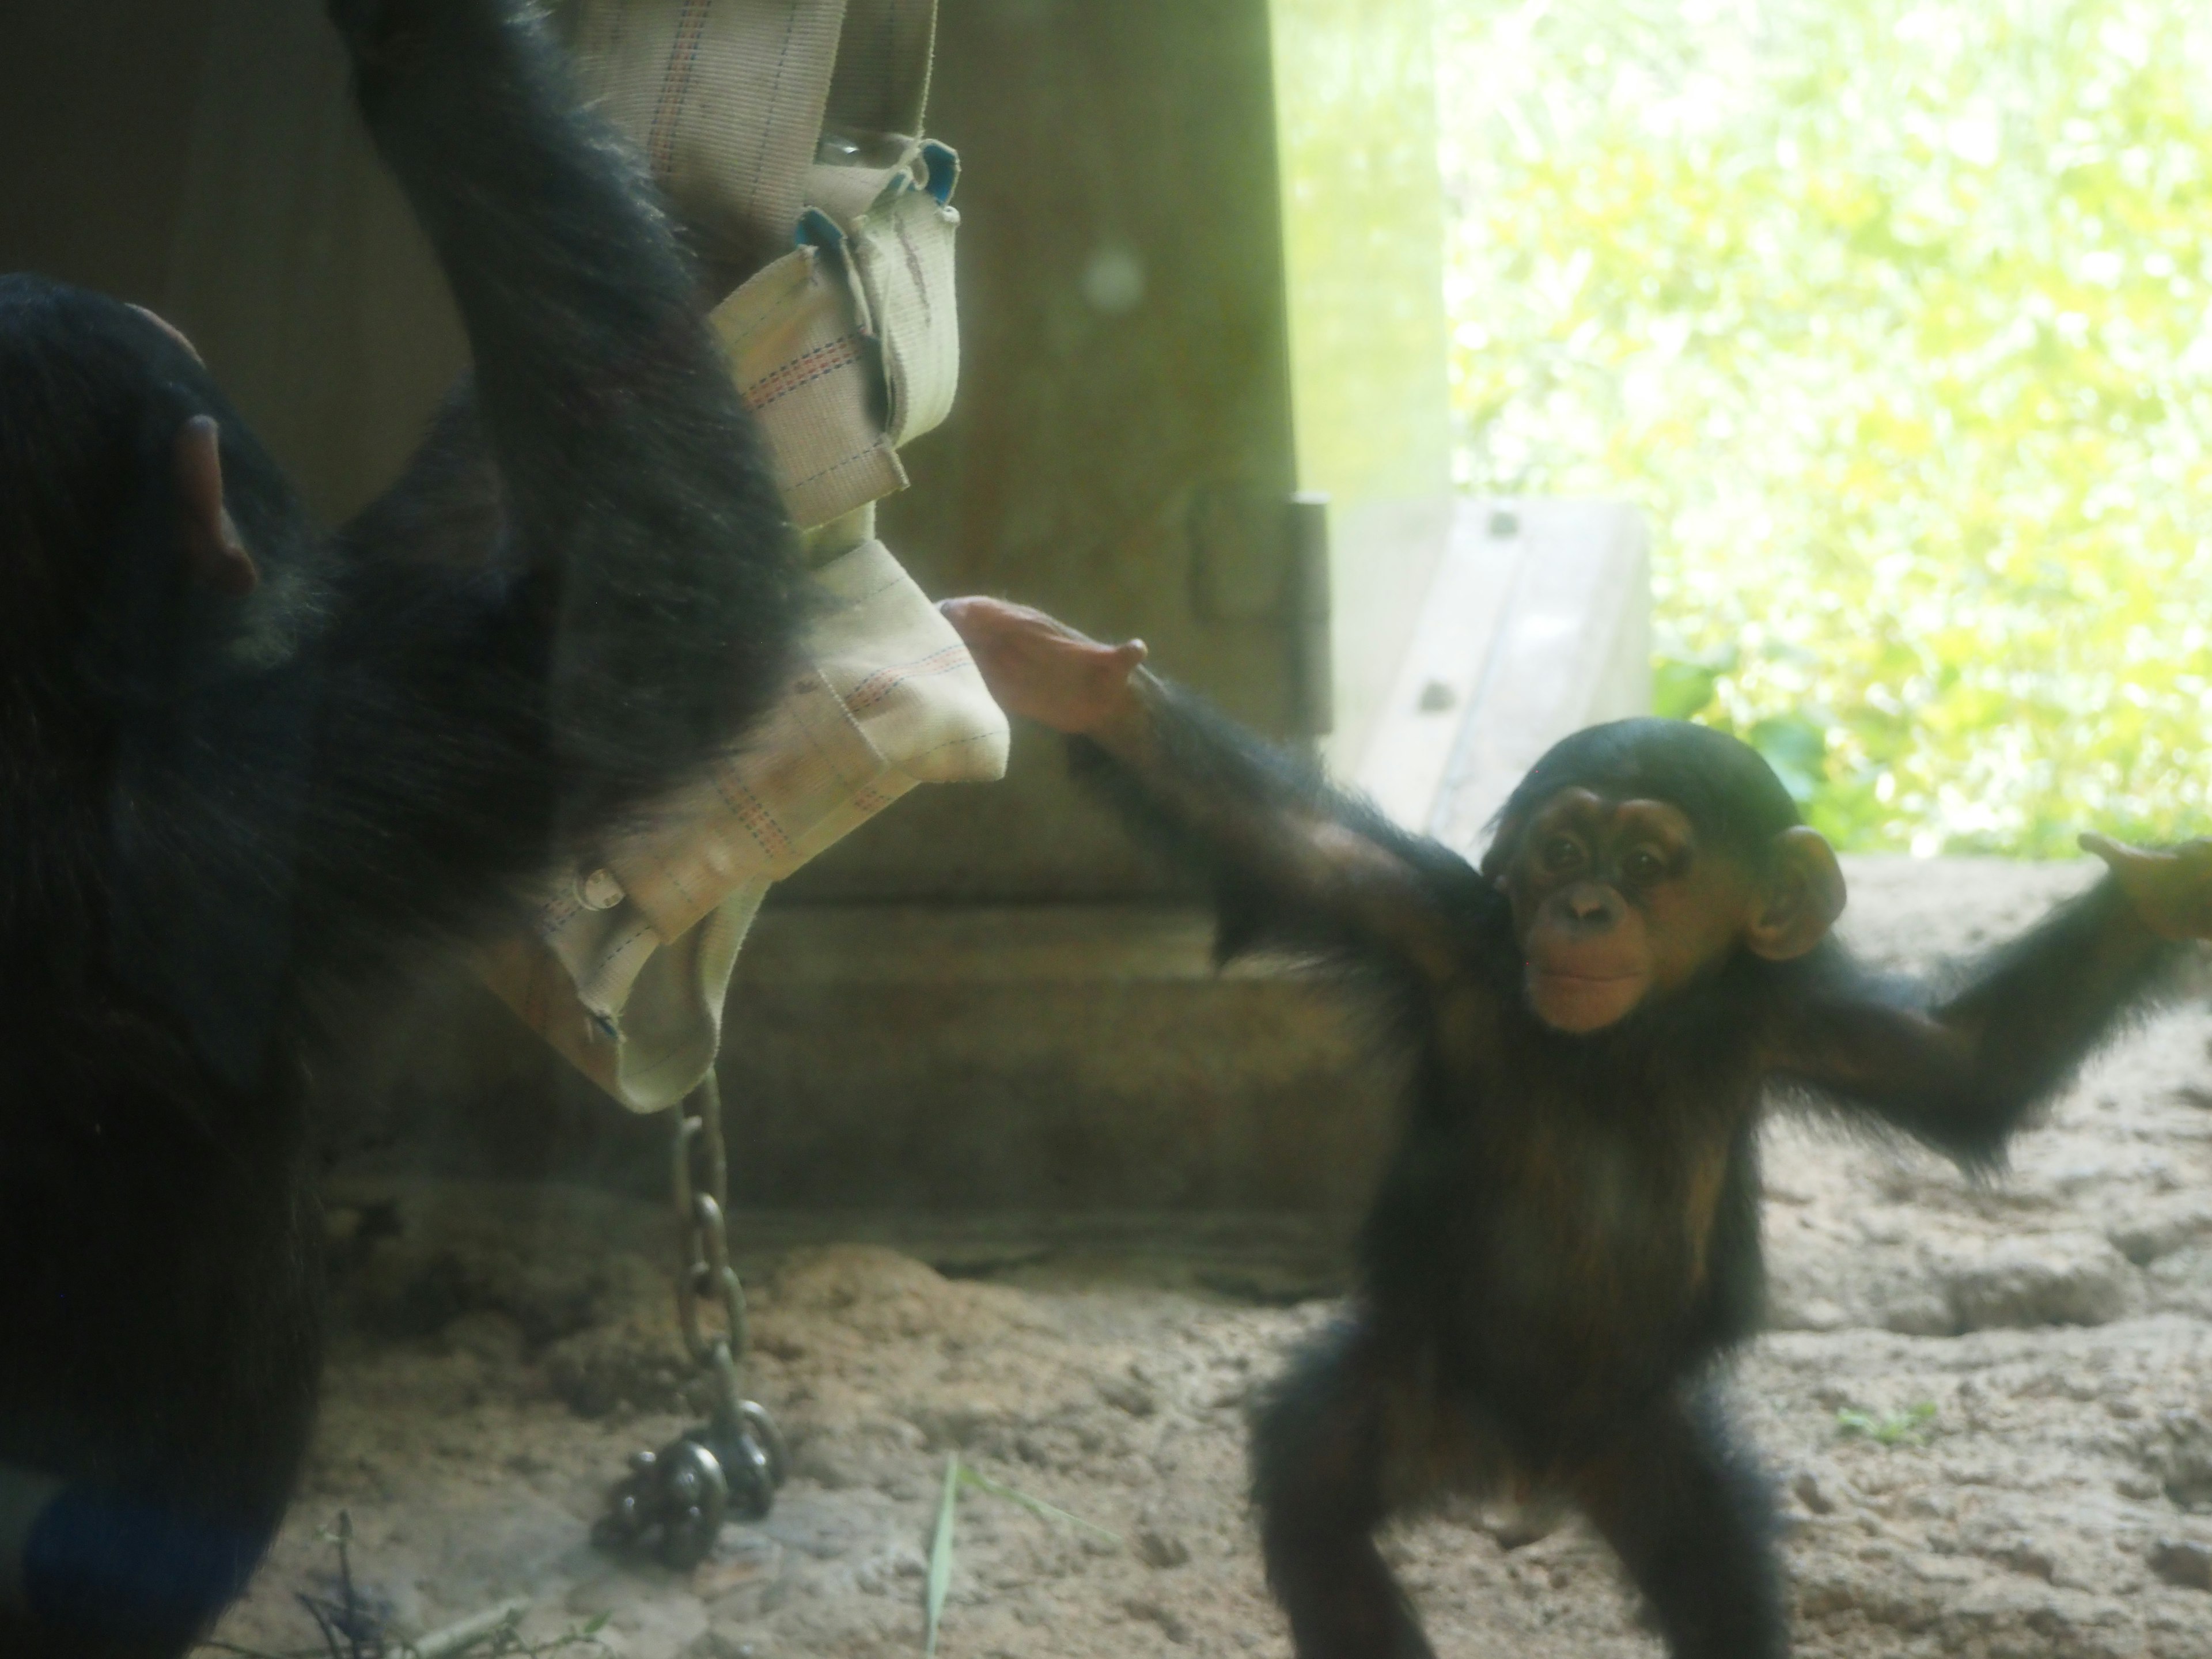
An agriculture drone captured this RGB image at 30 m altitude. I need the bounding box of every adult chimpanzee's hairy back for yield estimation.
[0,3,801,1652]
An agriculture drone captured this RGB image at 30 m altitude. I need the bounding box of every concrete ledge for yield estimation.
[323,1178,1360,1295]
[732,903,1230,984]
[718,903,1399,1213]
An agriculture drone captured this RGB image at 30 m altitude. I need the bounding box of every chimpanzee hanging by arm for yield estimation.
[942,596,2211,1659]
[0,3,800,1654]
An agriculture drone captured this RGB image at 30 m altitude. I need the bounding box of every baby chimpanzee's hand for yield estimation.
[2082,833,2212,941]
[939,597,1149,737]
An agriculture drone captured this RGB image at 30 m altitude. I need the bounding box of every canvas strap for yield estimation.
[482,539,1007,1111]
[562,0,960,529]
[481,0,993,1109]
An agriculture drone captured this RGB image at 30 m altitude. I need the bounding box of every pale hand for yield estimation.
[2081,833,2212,941]
[940,597,1148,737]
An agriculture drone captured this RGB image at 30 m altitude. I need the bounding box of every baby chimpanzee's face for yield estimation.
[1496,787,1764,1033]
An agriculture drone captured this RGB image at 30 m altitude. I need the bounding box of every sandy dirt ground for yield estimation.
[203,857,2212,1658]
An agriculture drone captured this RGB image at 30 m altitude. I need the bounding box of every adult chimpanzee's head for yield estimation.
[0,274,319,718]
[1480,718,1847,1033]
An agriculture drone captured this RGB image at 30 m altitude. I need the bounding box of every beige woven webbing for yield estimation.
[711,243,907,530]
[485,0,985,1110]
[851,161,959,446]
[706,142,958,528]
[563,0,849,263]
[482,539,1007,1111]
[562,0,960,530]
[562,0,942,262]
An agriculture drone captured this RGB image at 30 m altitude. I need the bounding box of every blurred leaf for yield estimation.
[923,1453,960,1656]
[917,1455,1120,1655]
[1836,1400,1939,1446]
[957,1465,1121,1545]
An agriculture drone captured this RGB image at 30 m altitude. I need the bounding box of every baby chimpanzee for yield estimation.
[943,596,2212,1659]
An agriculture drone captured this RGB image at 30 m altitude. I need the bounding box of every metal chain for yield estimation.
[593,1073,786,1568]
[672,1072,750,1404]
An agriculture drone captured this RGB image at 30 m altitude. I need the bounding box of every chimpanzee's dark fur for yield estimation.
[1077,700,2179,1659]
[0,3,801,1652]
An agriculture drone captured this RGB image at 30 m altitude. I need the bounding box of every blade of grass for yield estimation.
[923,1452,961,1656]
[956,1464,1121,1547]
[408,1597,532,1658]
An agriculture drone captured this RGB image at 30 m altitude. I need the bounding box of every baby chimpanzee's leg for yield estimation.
[1569,1382,1787,1659]
[1251,1317,1438,1659]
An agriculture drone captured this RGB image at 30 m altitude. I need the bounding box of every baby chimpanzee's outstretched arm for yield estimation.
[1774,838,2210,1165]
[942,599,1477,978]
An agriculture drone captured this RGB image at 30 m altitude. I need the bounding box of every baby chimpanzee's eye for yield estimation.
[1623,847,1666,886]
[1543,836,1583,873]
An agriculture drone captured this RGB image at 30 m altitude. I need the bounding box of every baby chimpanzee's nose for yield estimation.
[1561,883,1620,927]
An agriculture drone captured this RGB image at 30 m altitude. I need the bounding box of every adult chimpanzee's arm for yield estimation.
[1772,874,2186,1166]
[301,0,802,958]
[941,598,1482,980]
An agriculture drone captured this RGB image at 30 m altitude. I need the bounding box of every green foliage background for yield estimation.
[1436,0,2212,854]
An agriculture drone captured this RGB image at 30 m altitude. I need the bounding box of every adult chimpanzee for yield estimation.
[941,596,2212,1659]
[0,2,800,1653]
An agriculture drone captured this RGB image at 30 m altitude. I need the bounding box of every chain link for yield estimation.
[672,1072,751,1417]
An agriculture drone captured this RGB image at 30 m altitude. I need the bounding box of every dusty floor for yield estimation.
[204,858,2212,1658]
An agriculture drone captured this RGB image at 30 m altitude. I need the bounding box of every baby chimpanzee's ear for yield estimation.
[1744,826,1846,960]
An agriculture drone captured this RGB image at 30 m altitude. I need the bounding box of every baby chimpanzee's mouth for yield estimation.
[1525,963,1649,1033]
